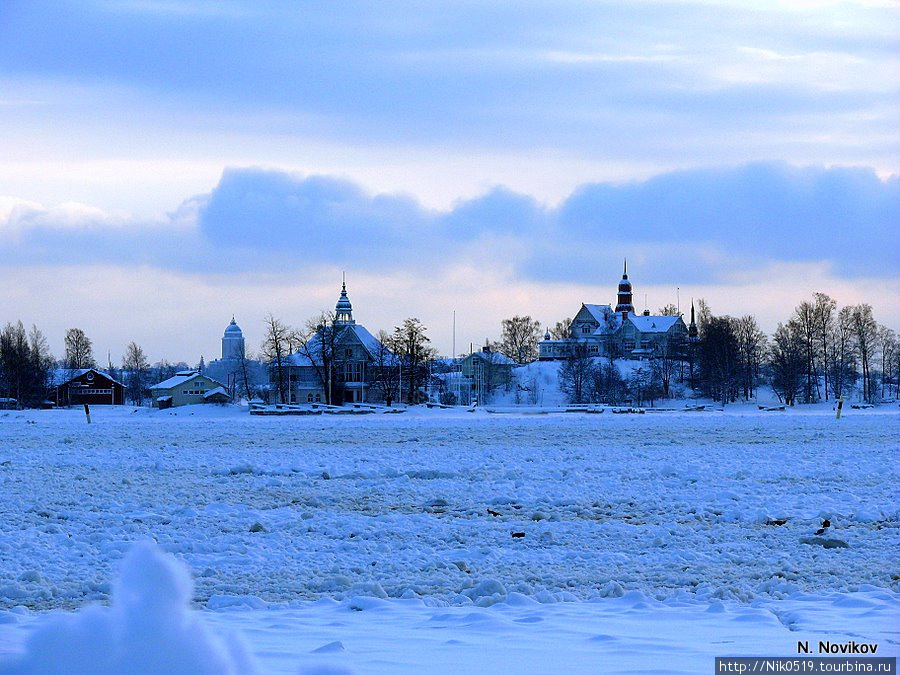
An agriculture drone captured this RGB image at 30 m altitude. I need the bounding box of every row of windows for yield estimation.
[74,388,113,396]
[288,393,322,403]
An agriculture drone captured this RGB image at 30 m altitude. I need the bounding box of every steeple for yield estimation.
[335,277,355,325]
[614,259,635,317]
[688,300,698,339]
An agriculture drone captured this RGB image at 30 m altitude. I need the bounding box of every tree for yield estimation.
[698,316,740,403]
[829,306,857,400]
[260,314,294,404]
[558,343,592,403]
[650,335,680,398]
[877,325,897,401]
[849,304,878,403]
[735,315,767,400]
[64,328,96,370]
[793,300,821,403]
[369,330,401,406]
[28,325,54,405]
[587,361,627,404]
[695,299,713,337]
[657,304,679,316]
[122,342,151,406]
[393,318,436,404]
[813,293,836,401]
[770,320,805,406]
[549,318,573,340]
[499,315,541,364]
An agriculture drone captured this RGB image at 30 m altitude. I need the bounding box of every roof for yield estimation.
[467,350,516,366]
[149,371,226,391]
[581,304,613,324]
[285,324,394,367]
[52,368,125,387]
[627,315,682,333]
[204,386,231,400]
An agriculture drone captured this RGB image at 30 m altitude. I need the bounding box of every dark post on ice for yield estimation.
[83,403,91,424]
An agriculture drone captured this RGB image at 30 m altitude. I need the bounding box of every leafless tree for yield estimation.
[64,328,96,370]
[549,318,573,340]
[877,325,897,400]
[735,315,767,400]
[369,329,400,405]
[393,318,436,404]
[260,314,294,404]
[558,343,592,404]
[500,315,541,364]
[770,320,805,406]
[813,293,836,401]
[849,304,878,403]
[829,306,857,400]
[121,342,151,405]
[793,300,821,402]
[657,304,679,316]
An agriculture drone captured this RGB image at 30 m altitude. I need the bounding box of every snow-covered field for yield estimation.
[0,404,897,673]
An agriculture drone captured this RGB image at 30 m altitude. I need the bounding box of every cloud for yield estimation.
[2,163,897,288]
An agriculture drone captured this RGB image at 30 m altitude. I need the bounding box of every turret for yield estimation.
[614,259,635,318]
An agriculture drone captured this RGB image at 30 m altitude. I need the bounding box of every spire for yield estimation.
[688,300,698,339]
[335,277,355,325]
[615,259,635,317]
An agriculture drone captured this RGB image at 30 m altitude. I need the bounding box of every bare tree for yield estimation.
[558,343,592,403]
[549,318,573,340]
[369,329,400,406]
[698,316,740,403]
[260,314,294,404]
[829,306,857,400]
[657,304,679,316]
[793,300,821,402]
[393,318,436,404]
[0,321,53,407]
[651,335,679,398]
[499,315,542,364]
[813,293,836,401]
[64,328,96,370]
[877,325,897,400]
[735,315,767,401]
[770,320,805,406]
[121,342,151,405]
[849,304,878,403]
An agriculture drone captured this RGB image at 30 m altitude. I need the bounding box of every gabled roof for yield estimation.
[466,350,516,366]
[204,386,230,400]
[149,371,227,390]
[627,315,683,333]
[285,324,394,367]
[52,368,124,387]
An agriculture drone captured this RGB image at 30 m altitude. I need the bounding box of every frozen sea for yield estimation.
[0,404,897,673]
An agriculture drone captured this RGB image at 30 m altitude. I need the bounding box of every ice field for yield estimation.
[0,405,897,673]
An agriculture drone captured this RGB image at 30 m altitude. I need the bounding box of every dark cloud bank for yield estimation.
[6,163,898,285]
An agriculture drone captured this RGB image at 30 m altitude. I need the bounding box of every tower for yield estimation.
[614,259,635,318]
[335,280,355,326]
[688,301,698,339]
[222,317,245,360]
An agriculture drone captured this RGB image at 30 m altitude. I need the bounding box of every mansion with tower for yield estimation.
[539,262,691,360]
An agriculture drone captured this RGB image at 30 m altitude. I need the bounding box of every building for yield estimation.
[52,368,126,406]
[540,262,688,361]
[221,317,245,361]
[459,345,516,404]
[149,370,231,408]
[279,282,395,405]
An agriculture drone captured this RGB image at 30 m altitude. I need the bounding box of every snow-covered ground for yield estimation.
[0,404,897,673]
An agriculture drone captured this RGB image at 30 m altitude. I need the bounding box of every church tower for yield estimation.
[614,260,635,318]
[335,280,355,326]
[688,301,699,339]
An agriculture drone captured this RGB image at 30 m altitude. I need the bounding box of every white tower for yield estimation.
[222,317,245,360]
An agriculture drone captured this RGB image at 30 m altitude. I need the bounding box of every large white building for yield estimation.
[540,263,690,360]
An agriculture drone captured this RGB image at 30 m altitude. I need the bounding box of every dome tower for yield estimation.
[222,317,245,360]
[335,280,355,326]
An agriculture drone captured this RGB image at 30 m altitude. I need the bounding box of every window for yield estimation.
[315,394,321,402]
[307,394,313,403]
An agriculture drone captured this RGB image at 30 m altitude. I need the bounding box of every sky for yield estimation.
[1,0,898,364]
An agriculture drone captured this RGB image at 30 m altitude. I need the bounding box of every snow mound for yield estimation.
[1,541,256,675]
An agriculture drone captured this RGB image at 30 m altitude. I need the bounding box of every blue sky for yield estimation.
[1,0,898,362]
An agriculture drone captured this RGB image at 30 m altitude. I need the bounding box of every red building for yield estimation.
[53,369,125,406]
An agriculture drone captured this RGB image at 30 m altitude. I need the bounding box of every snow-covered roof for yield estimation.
[627,315,682,333]
[285,324,394,367]
[204,386,230,400]
[155,395,173,402]
[581,304,613,324]
[468,350,516,366]
[52,368,124,387]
